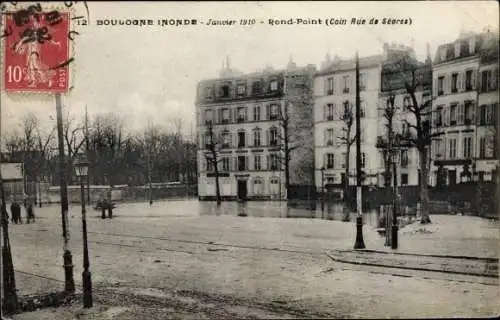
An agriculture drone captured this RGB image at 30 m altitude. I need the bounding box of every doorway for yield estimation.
[448,169,457,185]
[237,180,247,200]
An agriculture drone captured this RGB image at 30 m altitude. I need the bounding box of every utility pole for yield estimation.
[85,105,91,204]
[56,93,75,294]
[1,92,18,315]
[354,51,366,249]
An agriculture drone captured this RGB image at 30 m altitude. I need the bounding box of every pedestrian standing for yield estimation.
[26,195,35,223]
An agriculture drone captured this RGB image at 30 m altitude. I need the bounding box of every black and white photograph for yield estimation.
[0,1,499,319]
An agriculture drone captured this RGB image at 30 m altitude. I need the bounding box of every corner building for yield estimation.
[196,60,316,200]
[430,32,499,185]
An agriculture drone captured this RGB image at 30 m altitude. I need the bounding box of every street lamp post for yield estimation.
[391,136,400,249]
[354,51,366,249]
[320,167,325,214]
[74,156,93,308]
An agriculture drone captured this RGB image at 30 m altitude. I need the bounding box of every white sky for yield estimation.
[1,1,498,137]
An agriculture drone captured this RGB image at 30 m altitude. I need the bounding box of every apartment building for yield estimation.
[378,44,433,187]
[196,59,316,200]
[314,53,384,194]
[476,31,499,182]
[431,31,499,185]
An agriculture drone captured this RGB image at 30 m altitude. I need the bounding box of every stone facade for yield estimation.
[196,59,316,200]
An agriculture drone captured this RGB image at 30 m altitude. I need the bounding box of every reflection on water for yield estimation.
[200,201,380,227]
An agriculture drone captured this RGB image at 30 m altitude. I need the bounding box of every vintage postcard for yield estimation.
[0,1,498,319]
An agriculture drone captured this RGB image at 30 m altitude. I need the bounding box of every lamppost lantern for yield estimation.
[74,157,89,180]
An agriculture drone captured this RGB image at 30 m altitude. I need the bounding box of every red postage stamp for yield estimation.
[3,10,71,93]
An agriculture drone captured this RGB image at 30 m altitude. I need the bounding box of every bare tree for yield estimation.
[336,101,358,201]
[275,71,315,198]
[204,121,222,205]
[397,61,440,224]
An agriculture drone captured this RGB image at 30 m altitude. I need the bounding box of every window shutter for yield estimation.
[458,103,464,124]
[245,156,249,170]
[245,107,248,121]
[266,155,270,170]
[324,104,328,120]
[323,153,327,168]
[470,103,476,124]
[324,78,328,95]
[471,70,477,90]
[266,129,270,146]
[324,129,328,145]
[443,107,449,126]
[266,104,270,120]
[492,68,498,90]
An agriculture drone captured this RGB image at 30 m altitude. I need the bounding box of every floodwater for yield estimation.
[33,199,383,228]
[199,200,382,227]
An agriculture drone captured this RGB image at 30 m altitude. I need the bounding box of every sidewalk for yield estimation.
[326,249,498,278]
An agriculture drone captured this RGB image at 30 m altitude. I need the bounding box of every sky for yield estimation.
[0,1,498,139]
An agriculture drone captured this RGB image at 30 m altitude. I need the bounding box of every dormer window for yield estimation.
[220,84,230,98]
[252,81,262,95]
[204,86,213,99]
[237,84,246,96]
[269,79,278,92]
[460,40,470,56]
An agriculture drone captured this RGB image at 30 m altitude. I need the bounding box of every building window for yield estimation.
[237,131,246,148]
[479,137,486,158]
[451,73,458,93]
[326,103,334,120]
[435,106,443,126]
[222,157,230,171]
[207,159,214,172]
[253,129,261,146]
[254,154,262,170]
[204,109,214,125]
[401,173,409,186]
[446,46,454,60]
[269,104,279,120]
[253,105,260,121]
[221,131,231,148]
[341,153,346,168]
[360,101,366,118]
[326,153,334,169]
[464,102,474,125]
[361,153,366,168]
[237,84,246,96]
[270,177,279,184]
[220,85,230,98]
[325,128,334,146]
[480,69,496,93]
[269,127,278,146]
[270,79,278,92]
[237,107,246,123]
[359,73,366,91]
[448,138,457,159]
[462,136,472,159]
[221,108,230,124]
[400,149,409,167]
[327,77,334,95]
[270,154,280,170]
[449,103,457,125]
[460,40,470,56]
[237,156,247,171]
[342,75,350,93]
[437,76,444,95]
[403,96,411,110]
[204,87,213,99]
[252,81,262,95]
[465,70,473,91]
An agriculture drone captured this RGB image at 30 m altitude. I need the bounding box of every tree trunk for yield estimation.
[419,146,431,224]
[283,120,290,200]
[214,167,221,206]
[342,149,350,221]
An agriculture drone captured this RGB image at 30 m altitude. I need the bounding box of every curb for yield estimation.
[325,251,499,279]
[347,249,497,262]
